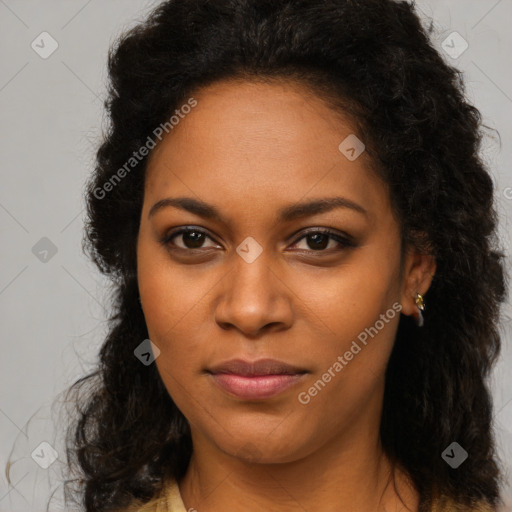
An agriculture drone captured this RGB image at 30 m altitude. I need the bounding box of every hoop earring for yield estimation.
[414,292,425,327]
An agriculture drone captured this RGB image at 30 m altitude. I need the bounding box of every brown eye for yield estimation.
[304,233,331,250]
[161,227,355,254]
[163,228,219,250]
[291,229,355,252]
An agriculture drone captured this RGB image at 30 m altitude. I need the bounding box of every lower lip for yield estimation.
[209,373,305,400]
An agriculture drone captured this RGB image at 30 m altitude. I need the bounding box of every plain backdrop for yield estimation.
[1,0,511,510]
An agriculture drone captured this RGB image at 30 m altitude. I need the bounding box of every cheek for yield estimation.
[140,280,207,387]
[137,244,209,402]
[304,250,400,350]
[296,247,402,403]
[137,235,208,345]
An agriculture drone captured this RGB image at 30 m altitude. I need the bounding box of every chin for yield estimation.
[218,431,314,465]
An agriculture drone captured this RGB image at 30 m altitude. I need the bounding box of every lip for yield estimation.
[207,358,308,400]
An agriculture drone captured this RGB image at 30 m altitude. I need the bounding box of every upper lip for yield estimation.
[207,358,307,376]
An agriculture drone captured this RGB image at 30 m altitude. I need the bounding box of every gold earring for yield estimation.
[414,292,425,327]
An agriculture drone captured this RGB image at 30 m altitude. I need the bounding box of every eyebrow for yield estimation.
[148,196,368,222]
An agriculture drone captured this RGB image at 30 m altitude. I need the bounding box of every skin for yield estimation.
[137,79,436,512]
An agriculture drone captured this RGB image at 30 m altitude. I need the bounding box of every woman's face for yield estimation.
[137,79,427,464]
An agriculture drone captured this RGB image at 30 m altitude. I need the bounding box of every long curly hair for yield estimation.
[66,0,508,510]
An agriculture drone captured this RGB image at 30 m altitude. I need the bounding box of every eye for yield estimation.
[162,227,219,250]
[161,227,355,253]
[290,228,355,252]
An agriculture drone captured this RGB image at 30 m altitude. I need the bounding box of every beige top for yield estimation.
[125,479,186,512]
[149,479,187,512]
[157,479,187,512]
[132,478,494,512]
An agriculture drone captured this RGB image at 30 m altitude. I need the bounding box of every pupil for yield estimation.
[308,233,328,250]
[184,231,204,249]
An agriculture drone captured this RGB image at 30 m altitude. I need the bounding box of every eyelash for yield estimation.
[160,226,356,254]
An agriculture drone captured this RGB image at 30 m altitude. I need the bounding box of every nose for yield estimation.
[213,251,294,338]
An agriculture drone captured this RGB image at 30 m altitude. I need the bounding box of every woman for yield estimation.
[66,0,508,510]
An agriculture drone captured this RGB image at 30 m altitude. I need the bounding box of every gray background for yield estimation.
[0,0,511,510]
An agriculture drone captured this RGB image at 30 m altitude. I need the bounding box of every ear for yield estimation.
[399,244,436,319]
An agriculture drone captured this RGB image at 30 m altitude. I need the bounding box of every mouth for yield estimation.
[206,358,308,400]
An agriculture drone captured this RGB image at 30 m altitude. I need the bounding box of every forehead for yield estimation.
[143,79,388,224]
